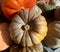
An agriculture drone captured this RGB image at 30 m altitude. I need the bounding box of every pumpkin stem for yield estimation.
[22,24,30,31]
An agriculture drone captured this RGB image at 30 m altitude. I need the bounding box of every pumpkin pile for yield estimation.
[0,0,60,52]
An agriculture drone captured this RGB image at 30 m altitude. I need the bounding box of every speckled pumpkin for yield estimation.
[10,43,43,52]
[9,9,47,47]
[43,21,60,49]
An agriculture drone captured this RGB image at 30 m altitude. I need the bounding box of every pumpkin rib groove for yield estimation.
[19,10,26,23]
[2,5,18,10]
[27,11,31,24]
[22,10,26,23]
[32,14,40,20]
[29,31,40,45]
[29,47,34,52]
[11,22,23,29]
[15,32,23,44]
[28,12,35,22]
[2,3,19,10]
[12,15,25,24]
[2,6,19,15]
[20,31,26,46]
[28,31,35,46]
[26,47,31,52]
[25,31,33,46]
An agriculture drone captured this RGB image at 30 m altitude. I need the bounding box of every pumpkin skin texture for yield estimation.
[10,43,43,52]
[0,23,12,51]
[54,7,60,20]
[33,5,42,13]
[2,0,37,20]
[9,9,48,47]
[43,21,60,49]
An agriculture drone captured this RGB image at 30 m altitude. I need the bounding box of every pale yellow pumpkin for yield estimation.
[10,43,43,52]
[9,9,47,47]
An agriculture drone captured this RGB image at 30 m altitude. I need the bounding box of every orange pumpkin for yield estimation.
[9,9,48,47]
[2,0,37,20]
[0,23,12,51]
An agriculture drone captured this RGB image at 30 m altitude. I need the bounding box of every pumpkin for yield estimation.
[43,21,60,49]
[10,43,43,52]
[36,0,59,11]
[2,0,37,20]
[9,8,48,47]
[0,23,12,51]
[54,7,60,20]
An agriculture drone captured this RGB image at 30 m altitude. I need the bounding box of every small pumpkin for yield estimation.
[10,43,43,52]
[0,23,12,51]
[2,0,37,20]
[43,21,60,49]
[54,7,60,20]
[9,9,48,47]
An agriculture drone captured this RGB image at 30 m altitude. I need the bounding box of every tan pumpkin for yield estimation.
[10,43,43,52]
[43,21,60,49]
[9,9,47,47]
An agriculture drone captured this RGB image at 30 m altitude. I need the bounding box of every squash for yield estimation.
[0,23,12,51]
[54,7,60,20]
[9,9,48,47]
[36,0,59,11]
[43,21,60,49]
[10,43,43,52]
[2,0,37,20]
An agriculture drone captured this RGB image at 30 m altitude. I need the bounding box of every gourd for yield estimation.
[2,0,37,20]
[10,43,43,52]
[43,21,60,49]
[0,23,12,51]
[9,9,48,47]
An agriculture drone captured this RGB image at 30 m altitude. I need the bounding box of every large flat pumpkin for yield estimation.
[9,9,48,47]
